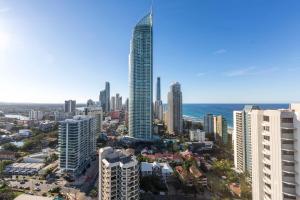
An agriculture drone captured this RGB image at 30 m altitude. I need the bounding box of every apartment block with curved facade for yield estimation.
[99,147,139,200]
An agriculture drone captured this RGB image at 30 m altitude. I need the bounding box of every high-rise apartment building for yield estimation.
[204,114,214,136]
[29,110,44,121]
[105,82,110,113]
[167,82,183,135]
[99,82,110,113]
[128,12,153,140]
[116,93,122,111]
[233,105,260,175]
[99,147,139,200]
[214,115,228,144]
[110,96,116,111]
[156,77,161,101]
[100,90,106,111]
[87,99,95,107]
[59,115,96,176]
[154,77,163,121]
[64,100,76,113]
[251,104,300,200]
[84,107,103,133]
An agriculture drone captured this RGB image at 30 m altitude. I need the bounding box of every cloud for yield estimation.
[0,7,11,13]
[225,66,278,77]
[213,49,227,54]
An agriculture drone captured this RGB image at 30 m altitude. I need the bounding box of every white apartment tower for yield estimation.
[251,104,300,200]
[29,110,44,121]
[59,115,96,176]
[99,147,139,200]
[233,105,260,175]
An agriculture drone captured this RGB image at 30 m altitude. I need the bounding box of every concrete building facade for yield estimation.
[99,147,139,200]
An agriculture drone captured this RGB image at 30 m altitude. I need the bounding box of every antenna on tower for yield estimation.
[150,0,153,15]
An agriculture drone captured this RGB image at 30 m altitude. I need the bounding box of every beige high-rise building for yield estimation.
[167,82,182,135]
[233,105,260,175]
[251,103,300,200]
[99,147,139,200]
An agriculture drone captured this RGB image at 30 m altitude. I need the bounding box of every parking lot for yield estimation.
[9,178,59,196]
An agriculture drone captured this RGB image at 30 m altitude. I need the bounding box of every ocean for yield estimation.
[182,104,289,127]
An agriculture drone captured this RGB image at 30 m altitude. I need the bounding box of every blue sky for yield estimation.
[0,0,300,103]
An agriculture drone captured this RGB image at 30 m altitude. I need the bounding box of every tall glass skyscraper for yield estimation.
[129,12,153,140]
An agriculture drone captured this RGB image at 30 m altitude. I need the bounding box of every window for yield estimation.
[263,126,270,131]
[282,129,294,134]
[264,173,271,179]
[264,145,270,150]
[282,150,294,155]
[264,135,270,141]
[265,192,271,199]
[281,118,293,123]
[265,182,271,189]
[264,164,271,170]
[283,194,296,199]
[283,183,295,188]
[264,154,270,160]
[263,116,270,122]
[282,140,293,144]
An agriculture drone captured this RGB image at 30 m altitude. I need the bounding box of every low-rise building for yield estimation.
[189,129,205,142]
[141,161,173,181]
[39,121,56,132]
[0,150,16,160]
[4,163,44,175]
[18,129,32,137]
[189,165,207,187]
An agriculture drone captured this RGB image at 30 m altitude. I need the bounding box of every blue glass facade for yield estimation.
[129,13,153,140]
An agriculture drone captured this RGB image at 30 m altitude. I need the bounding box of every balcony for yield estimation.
[263,176,271,184]
[282,133,294,140]
[282,143,295,151]
[282,176,296,184]
[282,155,294,162]
[262,130,270,136]
[283,187,296,196]
[282,165,295,173]
[263,158,271,165]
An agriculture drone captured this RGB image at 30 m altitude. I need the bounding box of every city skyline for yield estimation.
[1,0,300,103]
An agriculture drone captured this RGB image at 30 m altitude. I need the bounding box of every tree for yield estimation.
[0,160,13,173]
[2,143,18,152]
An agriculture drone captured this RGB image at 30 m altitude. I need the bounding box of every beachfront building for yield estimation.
[233,105,260,176]
[59,115,96,176]
[214,115,228,144]
[154,77,163,121]
[167,82,183,135]
[204,113,214,137]
[99,147,139,200]
[251,104,300,200]
[129,12,153,140]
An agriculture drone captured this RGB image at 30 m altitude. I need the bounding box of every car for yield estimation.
[34,187,41,191]
[35,183,40,186]
[20,181,25,184]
